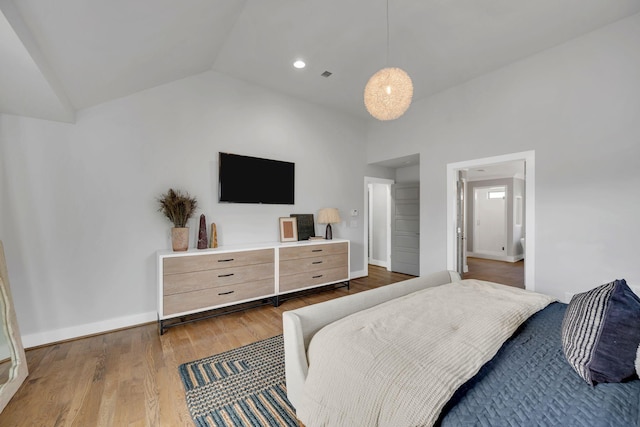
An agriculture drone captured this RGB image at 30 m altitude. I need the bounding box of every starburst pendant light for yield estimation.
[364,0,413,121]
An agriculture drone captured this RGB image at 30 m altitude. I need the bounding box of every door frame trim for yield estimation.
[446,151,535,291]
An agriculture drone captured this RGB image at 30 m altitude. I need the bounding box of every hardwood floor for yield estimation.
[0,266,414,427]
[463,257,525,288]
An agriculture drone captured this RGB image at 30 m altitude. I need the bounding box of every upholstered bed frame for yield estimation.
[282,269,461,410]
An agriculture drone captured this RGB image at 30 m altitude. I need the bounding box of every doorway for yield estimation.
[447,151,535,291]
[364,177,394,277]
[363,154,420,278]
[367,181,392,270]
[365,180,420,277]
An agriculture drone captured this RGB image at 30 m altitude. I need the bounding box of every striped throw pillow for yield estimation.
[561,279,640,385]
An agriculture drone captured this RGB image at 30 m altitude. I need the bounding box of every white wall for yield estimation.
[0,70,385,346]
[367,13,640,300]
[396,164,419,183]
[0,123,6,241]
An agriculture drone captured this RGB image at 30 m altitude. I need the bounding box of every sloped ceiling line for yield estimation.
[0,0,75,122]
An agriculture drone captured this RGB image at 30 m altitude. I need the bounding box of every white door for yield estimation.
[473,186,507,256]
[391,183,420,276]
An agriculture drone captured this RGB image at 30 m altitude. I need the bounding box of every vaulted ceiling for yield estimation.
[2,0,640,123]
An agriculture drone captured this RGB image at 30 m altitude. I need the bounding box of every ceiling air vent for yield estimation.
[321,71,332,78]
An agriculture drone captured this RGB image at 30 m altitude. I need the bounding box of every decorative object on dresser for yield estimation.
[210,223,218,248]
[279,217,298,242]
[170,228,189,252]
[157,188,198,251]
[317,208,341,240]
[197,214,208,249]
[157,239,349,334]
[290,214,314,241]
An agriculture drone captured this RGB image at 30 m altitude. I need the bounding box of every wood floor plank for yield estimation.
[463,257,524,288]
[0,264,525,426]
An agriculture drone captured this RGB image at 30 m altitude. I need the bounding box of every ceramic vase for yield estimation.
[171,227,189,251]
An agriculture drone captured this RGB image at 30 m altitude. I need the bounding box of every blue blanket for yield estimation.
[438,302,640,426]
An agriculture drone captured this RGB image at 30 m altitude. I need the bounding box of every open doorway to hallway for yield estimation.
[364,154,420,278]
[447,151,535,291]
[464,163,525,287]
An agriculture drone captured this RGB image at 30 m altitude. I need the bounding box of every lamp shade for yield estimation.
[317,208,341,224]
[364,67,413,121]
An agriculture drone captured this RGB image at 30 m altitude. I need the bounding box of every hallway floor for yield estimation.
[462,257,524,288]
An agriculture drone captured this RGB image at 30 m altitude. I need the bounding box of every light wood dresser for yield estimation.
[279,241,349,293]
[157,239,349,334]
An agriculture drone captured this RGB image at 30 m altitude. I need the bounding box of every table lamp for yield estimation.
[317,208,341,240]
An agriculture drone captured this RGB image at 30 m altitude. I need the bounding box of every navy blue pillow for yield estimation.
[561,279,640,385]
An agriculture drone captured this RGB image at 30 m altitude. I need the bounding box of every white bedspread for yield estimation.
[296,279,555,427]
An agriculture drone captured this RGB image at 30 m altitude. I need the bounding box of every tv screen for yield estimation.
[218,152,295,204]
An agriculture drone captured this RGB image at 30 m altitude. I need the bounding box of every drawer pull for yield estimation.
[218,258,234,263]
[312,261,323,264]
[218,290,235,296]
[218,273,235,278]
[311,249,323,252]
[312,274,323,279]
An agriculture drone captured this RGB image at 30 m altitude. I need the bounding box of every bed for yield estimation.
[282,271,640,426]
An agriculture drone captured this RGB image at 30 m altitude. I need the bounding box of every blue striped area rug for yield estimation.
[179,335,298,427]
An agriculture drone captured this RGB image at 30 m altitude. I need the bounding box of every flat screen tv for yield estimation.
[218,152,295,204]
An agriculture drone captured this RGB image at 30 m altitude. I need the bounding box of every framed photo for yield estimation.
[290,214,315,241]
[279,217,298,242]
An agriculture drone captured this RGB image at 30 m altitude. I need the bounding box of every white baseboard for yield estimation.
[22,311,157,349]
[468,252,523,263]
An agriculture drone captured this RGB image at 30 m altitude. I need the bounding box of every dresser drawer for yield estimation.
[164,262,274,295]
[279,242,347,261]
[279,253,347,276]
[163,249,274,275]
[163,279,274,315]
[279,266,349,293]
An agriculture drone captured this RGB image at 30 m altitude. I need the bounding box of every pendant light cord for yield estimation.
[386,0,389,65]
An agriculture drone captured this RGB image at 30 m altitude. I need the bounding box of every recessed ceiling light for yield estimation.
[293,60,306,69]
